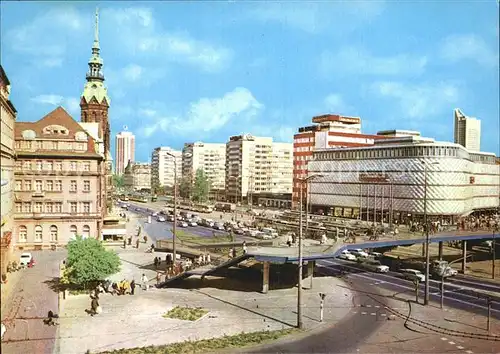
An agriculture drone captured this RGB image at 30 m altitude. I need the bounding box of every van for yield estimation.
[261,228,279,238]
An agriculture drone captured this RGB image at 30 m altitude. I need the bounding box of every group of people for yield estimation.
[458,214,499,232]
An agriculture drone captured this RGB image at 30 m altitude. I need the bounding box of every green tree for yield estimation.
[112,174,124,189]
[66,236,121,288]
[192,169,211,203]
[179,176,193,200]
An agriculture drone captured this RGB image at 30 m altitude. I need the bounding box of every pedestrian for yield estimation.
[90,295,100,316]
[154,257,158,269]
[243,241,247,254]
[141,273,149,291]
[130,279,136,295]
[156,272,161,285]
[123,239,127,249]
[206,253,211,264]
[136,238,140,249]
[151,243,155,253]
[231,247,237,258]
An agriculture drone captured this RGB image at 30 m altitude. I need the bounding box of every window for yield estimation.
[82,225,90,239]
[70,225,77,239]
[50,225,58,242]
[83,202,91,213]
[54,202,62,213]
[70,180,77,192]
[15,180,22,191]
[23,202,32,213]
[83,180,90,192]
[83,162,90,171]
[35,180,43,192]
[46,161,53,170]
[55,161,63,171]
[70,202,78,213]
[36,161,43,171]
[15,203,22,213]
[34,225,42,242]
[45,202,53,213]
[70,161,77,171]
[34,202,43,213]
[55,180,62,191]
[24,180,32,191]
[22,161,31,170]
[18,225,27,243]
[46,180,53,191]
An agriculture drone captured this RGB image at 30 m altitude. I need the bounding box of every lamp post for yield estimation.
[166,152,178,264]
[297,173,324,329]
[422,160,439,305]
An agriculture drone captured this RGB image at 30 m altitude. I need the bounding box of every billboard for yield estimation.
[359,173,389,183]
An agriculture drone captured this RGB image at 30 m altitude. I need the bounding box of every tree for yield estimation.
[179,176,193,200]
[112,174,124,189]
[192,169,211,203]
[66,236,121,288]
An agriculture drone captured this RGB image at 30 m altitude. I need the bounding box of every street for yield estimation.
[1,250,66,354]
[317,259,500,320]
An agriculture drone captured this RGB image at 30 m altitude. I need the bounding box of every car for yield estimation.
[399,269,426,282]
[213,223,225,231]
[152,212,158,217]
[338,250,357,261]
[254,231,273,240]
[349,249,369,258]
[188,220,198,227]
[157,216,166,222]
[178,221,188,228]
[443,267,458,277]
[361,260,389,273]
[369,252,383,259]
[19,252,33,267]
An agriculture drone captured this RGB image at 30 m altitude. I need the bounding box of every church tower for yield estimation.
[80,8,111,154]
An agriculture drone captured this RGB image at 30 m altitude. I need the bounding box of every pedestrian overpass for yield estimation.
[157,232,496,293]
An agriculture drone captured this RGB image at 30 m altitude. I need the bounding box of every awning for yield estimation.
[101,228,127,236]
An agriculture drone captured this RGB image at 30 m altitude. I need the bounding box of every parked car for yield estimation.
[369,252,383,259]
[157,216,166,222]
[19,252,33,267]
[349,249,369,258]
[188,220,198,227]
[213,223,225,231]
[399,268,426,282]
[338,250,357,261]
[254,231,273,240]
[178,221,188,228]
[361,260,389,273]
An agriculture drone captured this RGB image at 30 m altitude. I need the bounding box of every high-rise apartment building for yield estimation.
[292,114,384,207]
[454,108,481,152]
[225,134,293,204]
[1,65,17,272]
[151,147,182,191]
[182,142,226,198]
[13,107,105,248]
[115,129,135,175]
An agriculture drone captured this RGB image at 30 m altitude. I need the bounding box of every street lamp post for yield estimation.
[422,161,439,305]
[297,173,323,329]
[166,152,178,264]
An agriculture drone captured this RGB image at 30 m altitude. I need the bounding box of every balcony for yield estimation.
[14,212,101,219]
[14,170,99,177]
[32,192,45,198]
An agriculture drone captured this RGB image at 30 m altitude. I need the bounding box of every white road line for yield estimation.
[361,312,367,315]
[375,305,380,308]
[370,312,376,316]
[366,304,372,308]
[456,346,464,349]
[448,341,455,345]
[380,313,386,317]
[318,261,500,313]
[440,337,448,341]
[352,311,357,314]
[452,277,500,291]
[465,350,473,354]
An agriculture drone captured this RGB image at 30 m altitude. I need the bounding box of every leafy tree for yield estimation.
[179,176,193,200]
[192,169,211,203]
[66,236,121,288]
[112,174,124,189]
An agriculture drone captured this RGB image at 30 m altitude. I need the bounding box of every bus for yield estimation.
[129,195,148,203]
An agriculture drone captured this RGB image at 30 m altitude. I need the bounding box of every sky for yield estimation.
[1,1,499,162]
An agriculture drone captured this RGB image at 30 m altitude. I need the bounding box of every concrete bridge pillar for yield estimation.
[262,261,270,294]
[461,241,467,274]
[438,241,443,260]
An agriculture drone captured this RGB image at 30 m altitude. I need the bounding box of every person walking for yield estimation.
[141,273,149,291]
[136,238,140,249]
[242,241,247,254]
[130,279,136,295]
[154,257,158,269]
[156,272,161,285]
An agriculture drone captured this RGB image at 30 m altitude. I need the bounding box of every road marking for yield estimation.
[440,337,448,341]
[366,304,372,307]
[361,312,367,315]
[370,312,376,316]
[352,311,357,314]
[375,305,380,308]
[456,346,464,349]
[465,350,473,354]
[380,313,386,317]
[448,341,455,345]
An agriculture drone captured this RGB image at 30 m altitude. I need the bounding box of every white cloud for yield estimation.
[106,64,167,89]
[123,64,143,82]
[141,87,263,137]
[252,1,385,34]
[370,81,460,119]
[440,34,498,67]
[31,94,81,116]
[321,47,428,77]
[139,109,157,118]
[6,7,88,67]
[324,94,353,114]
[103,7,232,72]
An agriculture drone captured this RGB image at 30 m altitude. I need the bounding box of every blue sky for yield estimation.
[1,1,499,162]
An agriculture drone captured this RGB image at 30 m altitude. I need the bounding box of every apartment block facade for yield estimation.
[151,147,182,191]
[1,66,17,272]
[454,108,481,152]
[182,142,226,198]
[225,134,293,204]
[115,130,135,175]
[124,162,151,191]
[13,107,104,249]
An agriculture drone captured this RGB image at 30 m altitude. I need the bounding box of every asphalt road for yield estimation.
[317,259,500,320]
[123,203,254,242]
